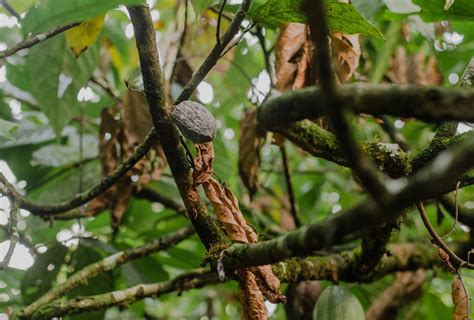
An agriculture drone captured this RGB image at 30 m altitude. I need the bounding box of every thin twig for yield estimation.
[280,145,300,227]
[175,0,252,104]
[416,201,474,270]
[0,202,19,269]
[0,22,80,59]
[0,0,20,20]
[90,76,120,100]
[378,115,410,152]
[0,129,158,216]
[218,22,255,58]
[216,0,227,46]
[170,0,189,81]
[441,181,461,239]
[254,26,273,85]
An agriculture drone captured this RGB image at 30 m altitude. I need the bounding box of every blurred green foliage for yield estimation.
[0,0,473,318]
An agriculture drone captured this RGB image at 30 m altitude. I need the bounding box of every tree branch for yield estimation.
[20,225,195,319]
[127,5,226,249]
[26,242,442,319]
[175,0,252,104]
[0,201,19,269]
[439,195,474,228]
[258,84,474,130]
[28,268,218,320]
[221,135,474,270]
[305,0,388,203]
[0,130,158,215]
[0,22,80,59]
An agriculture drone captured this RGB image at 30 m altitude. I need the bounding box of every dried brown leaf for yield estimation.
[238,108,261,198]
[238,269,268,320]
[452,276,470,320]
[122,90,153,143]
[193,143,286,317]
[253,265,287,304]
[388,47,443,86]
[203,178,249,243]
[275,23,312,91]
[331,32,361,83]
[193,143,214,184]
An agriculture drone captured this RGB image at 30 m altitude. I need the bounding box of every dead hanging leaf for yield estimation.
[331,32,361,83]
[238,108,261,198]
[86,90,167,232]
[204,177,250,243]
[253,265,287,303]
[275,23,313,91]
[238,269,268,320]
[193,143,286,318]
[452,276,470,320]
[388,47,442,85]
[193,143,214,185]
[66,15,105,57]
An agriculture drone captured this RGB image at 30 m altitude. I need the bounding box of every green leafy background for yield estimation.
[0,0,473,318]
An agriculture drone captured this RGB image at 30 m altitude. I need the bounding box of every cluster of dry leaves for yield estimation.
[86,90,166,231]
[193,143,286,319]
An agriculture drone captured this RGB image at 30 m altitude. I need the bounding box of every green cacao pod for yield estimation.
[313,285,365,320]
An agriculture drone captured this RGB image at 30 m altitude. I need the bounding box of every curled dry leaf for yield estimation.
[238,269,268,320]
[452,276,470,320]
[193,143,286,318]
[86,90,166,231]
[275,23,313,91]
[331,32,361,83]
[388,47,442,85]
[238,108,261,198]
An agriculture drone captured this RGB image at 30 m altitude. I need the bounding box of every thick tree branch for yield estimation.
[305,0,388,202]
[0,22,80,59]
[274,243,439,283]
[221,136,474,270]
[26,242,442,319]
[281,120,411,178]
[127,5,225,249]
[20,225,195,319]
[258,84,474,130]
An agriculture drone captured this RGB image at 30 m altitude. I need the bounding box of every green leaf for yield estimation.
[0,119,18,139]
[193,0,216,14]
[0,112,76,150]
[248,0,384,38]
[22,0,143,35]
[413,0,474,21]
[21,245,68,304]
[25,35,98,136]
[32,134,99,167]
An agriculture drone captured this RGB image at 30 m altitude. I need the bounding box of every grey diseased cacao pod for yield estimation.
[171,100,217,143]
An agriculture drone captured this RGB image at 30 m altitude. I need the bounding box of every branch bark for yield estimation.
[127,5,226,249]
[258,84,474,130]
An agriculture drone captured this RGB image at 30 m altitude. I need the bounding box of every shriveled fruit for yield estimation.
[171,100,217,143]
[313,285,364,320]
